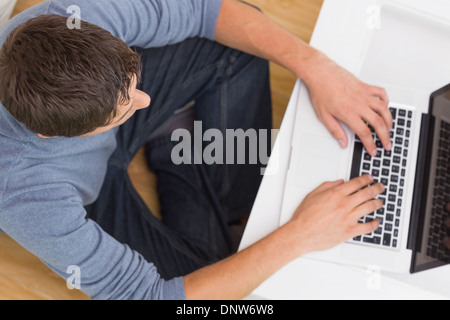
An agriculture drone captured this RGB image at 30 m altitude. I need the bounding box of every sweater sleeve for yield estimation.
[46,0,224,47]
[0,186,186,300]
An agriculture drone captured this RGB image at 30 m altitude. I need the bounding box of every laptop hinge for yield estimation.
[407,114,435,264]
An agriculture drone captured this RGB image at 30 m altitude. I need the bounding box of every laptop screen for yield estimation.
[410,84,450,273]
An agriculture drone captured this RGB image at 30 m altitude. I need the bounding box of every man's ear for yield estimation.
[37,134,58,139]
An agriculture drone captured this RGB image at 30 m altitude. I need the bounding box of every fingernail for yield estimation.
[338,139,345,148]
[371,149,377,157]
[387,143,392,151]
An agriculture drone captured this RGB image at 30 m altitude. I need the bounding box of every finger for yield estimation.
[352,118,378,157]
[337,174,374,196]
[351,198,383,222]
[367,85,393,137]
[351,218,380,238]
[364,108,392,151]
[370,96,393,133]
[321,112,349,149]
[368,85,389,105]
[348,183,385,209]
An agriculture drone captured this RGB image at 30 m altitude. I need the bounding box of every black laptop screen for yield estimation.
[411,84,450,273]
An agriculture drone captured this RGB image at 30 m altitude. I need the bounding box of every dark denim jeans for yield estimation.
[85,38,272,280]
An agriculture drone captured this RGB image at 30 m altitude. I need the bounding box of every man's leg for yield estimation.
[146,48,273,255]
[86,38,272,279]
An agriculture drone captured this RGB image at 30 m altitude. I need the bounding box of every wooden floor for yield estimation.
[0,0,323,300]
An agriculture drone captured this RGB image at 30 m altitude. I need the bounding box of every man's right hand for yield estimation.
[287,175,384,256]
[184,175,385,300]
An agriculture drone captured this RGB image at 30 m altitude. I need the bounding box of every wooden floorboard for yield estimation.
[0,234,88,300]
[1,0,323,300]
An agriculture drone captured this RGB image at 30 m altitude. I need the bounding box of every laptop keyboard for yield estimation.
[350,106,414,250]
[427,119,450,263]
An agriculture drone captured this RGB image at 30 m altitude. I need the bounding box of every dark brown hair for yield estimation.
[0,14,142,137]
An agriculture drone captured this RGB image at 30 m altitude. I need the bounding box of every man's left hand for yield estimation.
[302,51,393,156]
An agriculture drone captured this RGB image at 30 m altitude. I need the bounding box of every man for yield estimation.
[0,0,390,299]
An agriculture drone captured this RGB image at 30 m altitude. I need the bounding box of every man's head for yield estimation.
[0,14,150,138]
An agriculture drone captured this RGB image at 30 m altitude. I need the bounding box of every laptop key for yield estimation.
[376,140,383,148]
[373,159,381,167]
[383,233,392,246]
[350,141,364,179]
[363,237,381,245]
[390,108,397,119]
[372,169,380,177]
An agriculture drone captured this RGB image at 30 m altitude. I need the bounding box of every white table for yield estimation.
[239,0,450,300]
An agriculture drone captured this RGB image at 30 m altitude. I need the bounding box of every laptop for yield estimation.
[278,2,450,273]
[349,88,450,273]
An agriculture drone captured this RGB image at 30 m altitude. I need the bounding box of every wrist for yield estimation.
[270,220,312,262]
[293,48,331,86]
